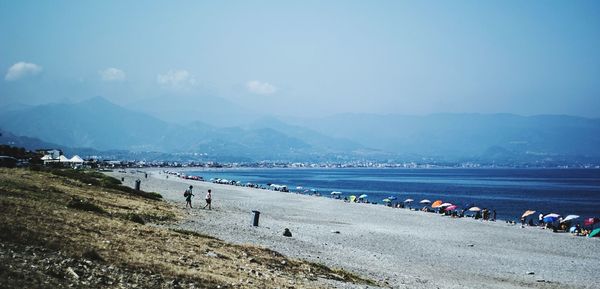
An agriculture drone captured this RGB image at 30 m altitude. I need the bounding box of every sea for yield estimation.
[188,168,600,222]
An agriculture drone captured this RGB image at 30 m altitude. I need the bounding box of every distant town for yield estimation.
[97,160,600,170]
[1,146,599,170]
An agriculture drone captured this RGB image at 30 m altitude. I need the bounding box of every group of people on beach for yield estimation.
[171,173,599,238]
[517,212,598,236]
[184,185,212,210]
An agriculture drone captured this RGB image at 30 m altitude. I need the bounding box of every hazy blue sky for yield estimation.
[1,1,599,118]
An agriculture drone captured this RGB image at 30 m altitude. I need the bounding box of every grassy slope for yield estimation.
[0,168,374,289]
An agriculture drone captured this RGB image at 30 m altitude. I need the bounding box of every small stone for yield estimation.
[65,267,79,279]
[205,251,218,258]
[526,271,535,275]
[283,228,292,237]
[467,244,474,247]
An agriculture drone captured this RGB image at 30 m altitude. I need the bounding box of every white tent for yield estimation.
[59,155,70,162]
[41,154,56,165]
[41,155,54,161]
[69,155,84,163]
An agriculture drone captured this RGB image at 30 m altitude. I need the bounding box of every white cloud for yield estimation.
[99,67,126,81]
[5,62,42,81]
[246,80,277,95]
[157,69,197,89]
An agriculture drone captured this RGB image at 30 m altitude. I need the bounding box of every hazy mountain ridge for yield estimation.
[1,97,599,163]
[132,93,261,127]
[287,113,600,160]
[0,97,366,161]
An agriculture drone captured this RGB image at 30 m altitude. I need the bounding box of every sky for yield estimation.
[1,0,599,119]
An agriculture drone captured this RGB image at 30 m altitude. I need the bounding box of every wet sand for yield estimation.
[111,170,600,289]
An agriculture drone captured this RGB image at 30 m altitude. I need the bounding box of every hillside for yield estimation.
[0,97,366,161]
[0,168,372,288]
[2,97,600,163]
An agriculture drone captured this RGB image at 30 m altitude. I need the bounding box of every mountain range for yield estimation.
[1,96,599,164]
[286,113,600,161]
[0,97,374,161]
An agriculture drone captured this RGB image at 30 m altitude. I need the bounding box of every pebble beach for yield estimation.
[111,170,600,289]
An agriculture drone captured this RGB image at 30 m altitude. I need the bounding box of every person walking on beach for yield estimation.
[184,185,194,208]
[203,189,212,210]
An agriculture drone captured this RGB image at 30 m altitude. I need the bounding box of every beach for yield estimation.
[112,170,600,289]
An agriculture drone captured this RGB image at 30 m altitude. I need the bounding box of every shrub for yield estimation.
[67,198,106,214]
[124,213,146,225]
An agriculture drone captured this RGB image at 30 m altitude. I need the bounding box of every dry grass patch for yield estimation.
[0,168,376,288]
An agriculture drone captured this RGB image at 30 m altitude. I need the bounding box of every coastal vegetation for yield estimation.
[0,168,375,288]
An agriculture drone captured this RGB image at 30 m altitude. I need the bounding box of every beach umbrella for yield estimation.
[419,199,431,204]
[388,196,397,200]
[330,191,342,195]
[544,213,560,220]
[561,215,580,223]
[589,228,600,238]
[349,195,357,202]
[469,207,482,212]
[431,200,443,208]
[439,203,453,208]
[543,216,559,223]
[358,194,368,199]
[521,210,536,218]
[383,198,391,203]
[445,205,458,211]
[404,198,414,203]
[584,217,600,226]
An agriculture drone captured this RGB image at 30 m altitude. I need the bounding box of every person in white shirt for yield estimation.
[203,189,212,210]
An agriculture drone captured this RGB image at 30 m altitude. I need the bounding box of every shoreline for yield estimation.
[110,169,600,289]
[161,167,599,225]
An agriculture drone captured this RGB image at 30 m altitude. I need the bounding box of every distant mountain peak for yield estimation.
[81,96,114,106]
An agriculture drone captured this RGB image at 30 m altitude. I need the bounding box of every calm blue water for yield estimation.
[189,168,600,222]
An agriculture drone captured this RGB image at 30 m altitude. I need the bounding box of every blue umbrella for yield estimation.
[543,216,559,223]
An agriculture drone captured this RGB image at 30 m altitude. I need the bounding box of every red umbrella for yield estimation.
[584,217,600,226]
[445,205,458,211]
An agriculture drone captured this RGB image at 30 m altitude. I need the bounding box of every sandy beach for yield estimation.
[111,170,600,289]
